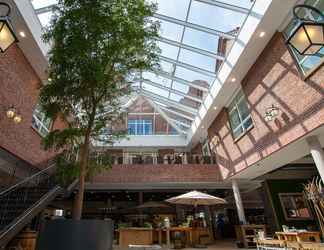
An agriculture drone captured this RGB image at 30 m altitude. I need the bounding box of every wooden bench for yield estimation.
[256,239,286,250]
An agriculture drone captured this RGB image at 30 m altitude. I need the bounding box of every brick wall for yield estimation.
[0,45,66,167]
[207,32,324,179]
[92,164,221,184]
[127,96,174,134]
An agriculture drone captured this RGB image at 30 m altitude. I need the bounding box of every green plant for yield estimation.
[39,0,160,220]
[304,177,324,237]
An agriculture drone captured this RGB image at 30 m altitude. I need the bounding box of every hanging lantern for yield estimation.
[0,2,18,53]
[286,4,324,56]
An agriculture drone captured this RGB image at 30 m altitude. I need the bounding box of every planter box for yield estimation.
[36,219,113,250]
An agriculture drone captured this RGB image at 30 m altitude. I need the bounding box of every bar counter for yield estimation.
[118,228,154,247]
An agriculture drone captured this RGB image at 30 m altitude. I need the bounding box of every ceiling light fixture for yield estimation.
[231,77,236,82]
[19,31,26,38]
[259,31,266,38]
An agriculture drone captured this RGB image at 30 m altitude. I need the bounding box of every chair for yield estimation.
[286,241,300,250]
[299,242,322,250]
[256,239,286,250]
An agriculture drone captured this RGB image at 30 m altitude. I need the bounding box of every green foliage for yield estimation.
[39,0,160,182]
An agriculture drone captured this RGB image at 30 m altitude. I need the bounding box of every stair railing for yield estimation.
[0,163,58,232]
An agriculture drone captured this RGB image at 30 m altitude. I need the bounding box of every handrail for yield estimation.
[0,163,56,197]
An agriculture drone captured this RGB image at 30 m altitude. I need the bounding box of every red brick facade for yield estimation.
[207,32,324,180]
[127,96,175,134]
[92,164,221,184]
[0,45,66,167]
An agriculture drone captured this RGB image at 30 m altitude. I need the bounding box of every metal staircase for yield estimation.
[0,163,63,248]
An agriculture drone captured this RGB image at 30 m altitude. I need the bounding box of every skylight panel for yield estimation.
[142,83,169,98]
[172,81,189,94]
[37,11,54,27]
[189,1,246,33]
[175,66,214,85]
[213,0,254,9]
[160,61,175,75]
[178,48,216,72]
[142,72,172,88]
[158,41,180,60]
[183,28,219,53]
[157,19,184,42]
[154,0,191,21]
[169,93,183,102]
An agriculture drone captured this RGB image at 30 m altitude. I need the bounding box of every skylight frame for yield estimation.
[31,0,253,134]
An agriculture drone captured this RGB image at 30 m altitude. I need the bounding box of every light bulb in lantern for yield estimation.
[13,114,22,124]
[6,107,15,119]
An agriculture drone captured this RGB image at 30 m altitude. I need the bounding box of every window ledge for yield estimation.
[31,125,47,138]
[233,125,254,143]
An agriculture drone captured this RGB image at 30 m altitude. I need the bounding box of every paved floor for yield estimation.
[115,239,249,250]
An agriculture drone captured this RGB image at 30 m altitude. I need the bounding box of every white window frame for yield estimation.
[127,119,153,135]
[32,104,52,137]
[279,193,313,221]
[228,90,253,140]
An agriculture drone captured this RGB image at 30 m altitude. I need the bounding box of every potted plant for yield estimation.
[36,0,160,248]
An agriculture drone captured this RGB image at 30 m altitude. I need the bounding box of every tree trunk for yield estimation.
[72,131,91,220]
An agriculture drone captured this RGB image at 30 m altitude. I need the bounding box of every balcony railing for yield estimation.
[94,153,217,165]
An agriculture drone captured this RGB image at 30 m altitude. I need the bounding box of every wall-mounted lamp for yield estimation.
[0,2,18,53]
[4,106,22,124]
[286,4,324,55]
[264,104,279,122]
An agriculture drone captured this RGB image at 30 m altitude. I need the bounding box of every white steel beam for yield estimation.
[141,79,203,103]
[34,5,55,14]
[169,118,191,128]
[141,90,198,115]
[160,56,216,77]
[145,98,187,135]
[157,37,224,60]
[158,105,194,121]
[154,13,235,40]
[151,70,209,92]
[194,0,250,15]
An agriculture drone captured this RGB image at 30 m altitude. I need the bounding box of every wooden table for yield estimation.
[156,227,193,247]
[276,231,321,243]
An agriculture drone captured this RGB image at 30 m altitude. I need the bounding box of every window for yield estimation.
[228,90,253,139]
[283,0,324,75]
[202,140,211,156]
[197,89,203,98]
[32,104,52,137]
[279,193,312,221]
[128,119,153,135]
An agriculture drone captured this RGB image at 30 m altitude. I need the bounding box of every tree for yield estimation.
[39,0,160,220]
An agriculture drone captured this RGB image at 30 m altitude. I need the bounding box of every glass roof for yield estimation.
[31,0,254,135]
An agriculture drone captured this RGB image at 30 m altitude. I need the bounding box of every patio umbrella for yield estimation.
[166,190,226,206]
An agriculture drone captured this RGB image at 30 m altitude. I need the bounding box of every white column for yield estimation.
[232,180,247,224]
[183,153,188,164]
[307,136,324,182]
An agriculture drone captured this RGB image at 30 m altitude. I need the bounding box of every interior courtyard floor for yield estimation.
[113,239,246,250]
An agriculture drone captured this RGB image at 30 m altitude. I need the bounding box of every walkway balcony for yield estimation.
[88,153,222,190]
